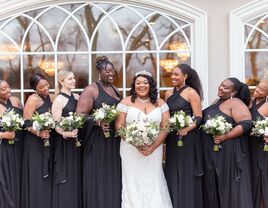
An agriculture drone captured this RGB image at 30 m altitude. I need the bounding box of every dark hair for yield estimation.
[96,56,114,71]
[228,77,250,105]
[129,74,158,105]
[178,64,203,100]
[29,73,46,90]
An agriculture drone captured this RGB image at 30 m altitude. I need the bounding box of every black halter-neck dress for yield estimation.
[0,99,23,208]
[21,95,53,208]
[249,99,268,208]
[81,82,122,208]
[165,86,203,208]
[52,92,81,208]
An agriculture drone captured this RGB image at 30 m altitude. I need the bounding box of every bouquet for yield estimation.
[32,111,55,147]
[57,112,85,147]
[201,115,233,151]
[117,118,160,147]
[251,117,268,151]
[0,109,24,144]
[169,110,194,147]
[92,103,120,138]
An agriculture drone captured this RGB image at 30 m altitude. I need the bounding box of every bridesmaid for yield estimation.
[76,56,121,208]
[248,79,268,208]
[164,64,203,208]
[21,74,53,208]
[51,69,81,208]
[202,77,253,208]
[0,80,23,208]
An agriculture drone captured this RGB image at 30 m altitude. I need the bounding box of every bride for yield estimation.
[115,70,173,208]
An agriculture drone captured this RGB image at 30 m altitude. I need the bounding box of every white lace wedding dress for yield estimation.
[117,103,173,208]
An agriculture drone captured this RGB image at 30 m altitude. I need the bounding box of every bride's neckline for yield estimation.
[128,105,160,116]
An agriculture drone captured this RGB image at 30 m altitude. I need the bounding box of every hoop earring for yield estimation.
[266,96,268,102]
[230,94,233,99]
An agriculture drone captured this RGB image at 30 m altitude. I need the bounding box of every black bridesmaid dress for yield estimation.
[202,101,253,208]
[165,86,203,208]
[81,82,121,208]
[0,99,23,208]
[52,92,81,208]
[21,95,52,208]
[249,99,268,208]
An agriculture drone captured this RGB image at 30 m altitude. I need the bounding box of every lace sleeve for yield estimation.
[160,103,169,113]
[116,103,129,113]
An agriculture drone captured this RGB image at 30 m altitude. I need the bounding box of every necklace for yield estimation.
[137,97,150,103]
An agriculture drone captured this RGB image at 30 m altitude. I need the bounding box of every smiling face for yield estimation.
[217,79,235,99]
[60,72,76,90]
[134,75,150,98]
[171,67,187,87]
[253,80,268,98]
[35,79,50,97]
[0,81,11,100]
[99,64,115,85]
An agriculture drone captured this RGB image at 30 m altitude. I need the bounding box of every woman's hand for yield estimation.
[62,129,78,139]
[38,130,50,139]
[178,128,189,136]
[214,135,227,144]
[100,120,110,132]
[264,136,268,143]
[138,144,156,156]
[1,131,15,140]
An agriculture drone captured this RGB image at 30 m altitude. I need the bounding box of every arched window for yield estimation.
[230,0,268,88]
[0,1,207,104]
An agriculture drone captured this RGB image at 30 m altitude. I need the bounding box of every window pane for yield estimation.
[0,56,20,89]
[245,52,268,86]
[23,54,55,89]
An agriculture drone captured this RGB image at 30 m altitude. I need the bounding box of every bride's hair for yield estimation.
[129,74,158,105]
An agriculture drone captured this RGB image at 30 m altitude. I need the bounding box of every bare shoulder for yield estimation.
[49,94,56,102]
[10,96,22,108]
[25,93,38,104]
[81,83,98,95]
[157,98,166,106]
[120,96,132,105]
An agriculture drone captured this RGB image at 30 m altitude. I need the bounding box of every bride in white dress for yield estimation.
[116,70,173,208]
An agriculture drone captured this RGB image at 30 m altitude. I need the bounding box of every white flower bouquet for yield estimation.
[32,111,55,147]
[117,118,160,147]
[169,110,194,147]
[201,115,233,151]
[92,103,120,138]
[57,112,85,147]
[251,117,268,151]
[0,109,24,144]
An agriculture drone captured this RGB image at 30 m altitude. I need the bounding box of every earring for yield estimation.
[266,96,268,102]
[230,94,233,99]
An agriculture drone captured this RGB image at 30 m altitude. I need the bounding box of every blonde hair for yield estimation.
[55,69,73,95]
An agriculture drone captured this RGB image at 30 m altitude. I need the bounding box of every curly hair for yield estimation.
[96,56,114,71]
[129,74,158,105]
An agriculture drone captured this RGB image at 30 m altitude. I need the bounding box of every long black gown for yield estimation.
[81,82,121,208]
[0,100,23,208]
[165,86,203,208]
[52,92,81,208]
[202,100,253,208]
[21,95,52,208]
[249,99,268,208]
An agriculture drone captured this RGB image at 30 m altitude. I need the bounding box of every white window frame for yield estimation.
[230,0,268,87]
[0,0,208,105]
